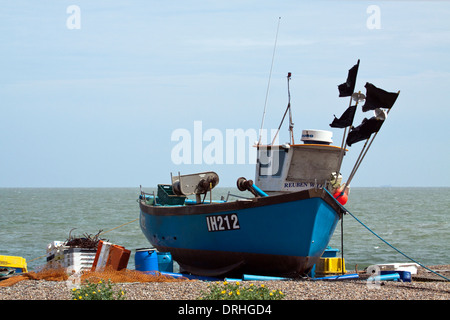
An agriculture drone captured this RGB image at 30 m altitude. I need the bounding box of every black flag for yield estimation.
[346,117,384,146]
[362,82,399,112]
[338,60,360,97]
[330,105,357,128]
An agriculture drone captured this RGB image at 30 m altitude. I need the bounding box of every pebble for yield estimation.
[1,266,449,300]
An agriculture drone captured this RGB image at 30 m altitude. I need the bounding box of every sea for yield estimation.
[1,187,449,272]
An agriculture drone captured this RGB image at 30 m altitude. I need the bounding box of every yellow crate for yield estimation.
[316,257,345,275]
[0,255,28,273]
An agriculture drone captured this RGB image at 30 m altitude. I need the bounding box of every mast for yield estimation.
[343,90,400,193]
[272,72,293,145]
[331,61,400,202]
[333,59,360,178]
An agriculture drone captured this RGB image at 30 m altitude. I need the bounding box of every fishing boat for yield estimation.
[139,60,399,277]
[140,175,345,277]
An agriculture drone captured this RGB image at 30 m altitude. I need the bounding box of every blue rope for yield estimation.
[325,189,450,281]
[346,209,450,282]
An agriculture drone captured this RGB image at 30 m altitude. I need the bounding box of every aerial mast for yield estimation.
[258,17,281,146]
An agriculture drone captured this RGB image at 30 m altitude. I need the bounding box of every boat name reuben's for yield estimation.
[206,213,240,232]
[284,182,324,188]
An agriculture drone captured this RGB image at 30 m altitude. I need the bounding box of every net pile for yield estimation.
[80,267,186,284]
[0,268,69,287]
[0,267,187,287]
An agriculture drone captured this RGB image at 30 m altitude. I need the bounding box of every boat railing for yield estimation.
[225,191,253,202]
[139,190,257,207]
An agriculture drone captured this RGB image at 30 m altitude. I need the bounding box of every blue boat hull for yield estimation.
[139,188,344,277]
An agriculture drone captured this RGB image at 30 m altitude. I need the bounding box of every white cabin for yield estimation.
[255,129,345,194]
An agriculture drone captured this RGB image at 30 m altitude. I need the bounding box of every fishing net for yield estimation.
[80,266,186,284]
[0,268,69,287]
[1,230,187,287]
[0,267,187,287]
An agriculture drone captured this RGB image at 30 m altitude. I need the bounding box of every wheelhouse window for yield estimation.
[258,147,286,177]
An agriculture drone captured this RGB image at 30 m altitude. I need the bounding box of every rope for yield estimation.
[27,255,46,263]
[99,218,139,236]
[323,188,449,281]
[345,207,450,282]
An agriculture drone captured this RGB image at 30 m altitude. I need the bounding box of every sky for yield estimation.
[1,0,450,188]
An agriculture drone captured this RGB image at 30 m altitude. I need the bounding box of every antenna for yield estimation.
[271,72,293,145]
[258,17,281,145]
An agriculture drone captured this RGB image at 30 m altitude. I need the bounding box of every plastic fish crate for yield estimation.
[157,184,186,205]
[63,248,97,273]
[0,255,28,273]
[367,263,419,275]
[91,240,131,271]
[46,241,66,268]
[315,257,346,275]
[321,247,340,258]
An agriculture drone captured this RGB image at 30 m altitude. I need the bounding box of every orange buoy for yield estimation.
[333,188,348,205]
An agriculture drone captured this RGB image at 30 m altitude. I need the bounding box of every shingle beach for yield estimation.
[0,265,448,300]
